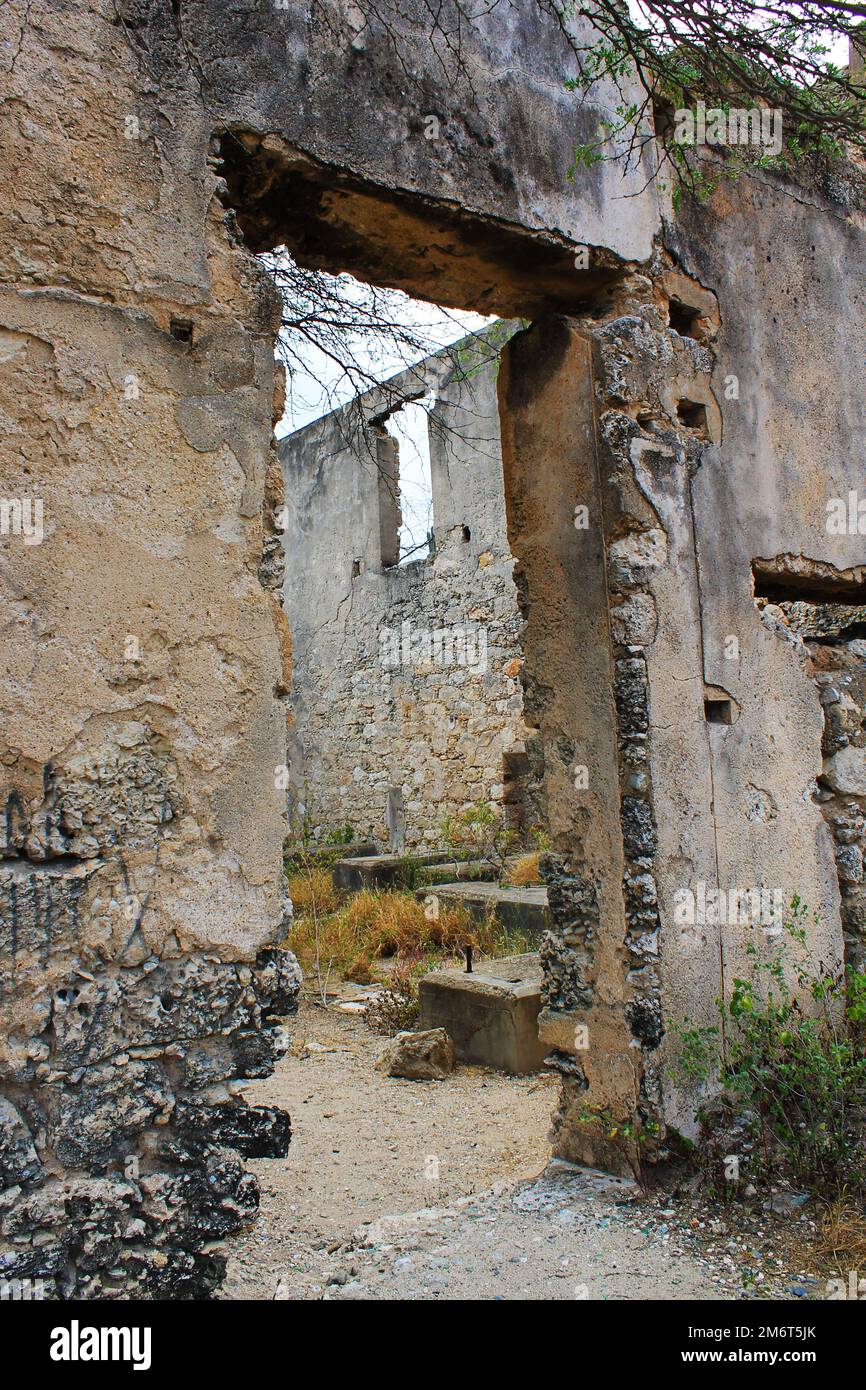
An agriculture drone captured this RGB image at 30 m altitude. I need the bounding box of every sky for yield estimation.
[275,270,493,561]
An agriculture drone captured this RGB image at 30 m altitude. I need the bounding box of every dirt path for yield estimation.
[221,992,816,1301]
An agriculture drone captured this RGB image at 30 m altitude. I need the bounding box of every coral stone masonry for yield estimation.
[1,0,864,1297]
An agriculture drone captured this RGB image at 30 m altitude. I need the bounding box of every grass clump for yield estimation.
[286,866,340,918]
[288,887,475,979]
[287,868,535,1004]
[503,852,543,887]
[816,1197,866,1278]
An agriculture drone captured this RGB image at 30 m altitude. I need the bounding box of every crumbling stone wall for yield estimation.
[0,0,663,1295]
[2,0,864,1289]
[814,636,866,975]
[758,598,866,973]
[280,339,531,849]
[499,271,729,1170]
[0,0,300,1297]
[501,196,865,1166]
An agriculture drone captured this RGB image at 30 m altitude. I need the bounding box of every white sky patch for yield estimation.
[383,392,437,562]
[275,268,492,438]
[625,1,849,70]
[274,264,494,562]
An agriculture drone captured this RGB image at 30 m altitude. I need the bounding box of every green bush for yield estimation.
[671,899,866,1195]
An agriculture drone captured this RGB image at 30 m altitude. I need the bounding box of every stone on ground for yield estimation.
[375,1027,455,1080]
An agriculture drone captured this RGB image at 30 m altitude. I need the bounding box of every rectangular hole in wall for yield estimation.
[383,394,437,565]
[752,559,866,606]
[668,299,700,338]
[752,558,866,645]
[169,318,193,344]
[502,750,529,829]
[704,696,733,725]
[676,399,708,435]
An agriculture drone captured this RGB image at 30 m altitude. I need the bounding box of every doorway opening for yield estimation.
[213,128,623,1294]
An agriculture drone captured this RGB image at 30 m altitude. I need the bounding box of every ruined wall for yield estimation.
[656,164,866,1133]
[500,167,865,1161]
[499,317,635,1162]
[499,279,731,1169]
[811,627,866,976]
[759,600,866,974]
[581,266,730,1153]
[280,337,531,849]
[2,0,864,1282]
[0,0,299,1297]
[0,0,663,1294]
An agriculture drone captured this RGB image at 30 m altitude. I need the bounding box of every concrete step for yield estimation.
[288,840,379,869]
[333,845,464,889]
[417,881,550,938]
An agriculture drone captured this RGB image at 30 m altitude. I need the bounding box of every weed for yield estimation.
[504,852,543,887]
[670,899,866,1197]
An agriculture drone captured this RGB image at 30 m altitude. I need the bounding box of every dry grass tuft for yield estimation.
[345,952,375,985]
[286,867,340,918]
[287,883,533,980]
[504,852,543,887]
[288,888,475,976]
[815,1197,866,1274]
[343,889,474,956]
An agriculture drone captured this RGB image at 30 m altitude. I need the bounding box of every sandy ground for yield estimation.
[220,991,819,1301]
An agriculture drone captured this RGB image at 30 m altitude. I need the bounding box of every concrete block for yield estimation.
[418,953,547,1074]
[332,851,464,892]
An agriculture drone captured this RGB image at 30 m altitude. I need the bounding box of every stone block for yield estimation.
[418,954,547,1074]
[374,1028,455,1080]
[332,851,455,892]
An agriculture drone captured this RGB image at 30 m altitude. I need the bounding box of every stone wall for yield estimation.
[498,276,729,1170]
[0,0,657,1296]
[0,0,300,1298]
[500,212,865,1166]
[758,599,866,973]
[2,0,864,1294]
[280,333,532,849]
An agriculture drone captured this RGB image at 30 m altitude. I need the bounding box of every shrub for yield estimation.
[441,801,519,873]
[671,899,866,1196]
[365,960,424,1035]
[324,821,354,846]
